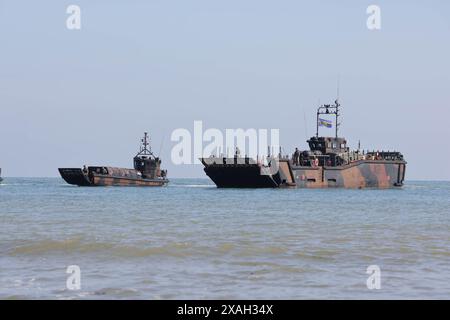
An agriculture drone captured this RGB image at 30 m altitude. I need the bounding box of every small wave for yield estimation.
[236,246,288,256]
[91,287,140,298]
[294,250,339,262]
[111,243,194,258]
[10,239,115,255]
[171,184,215,188]
[233,261,306,273]
[9,239,198,258]
[404,184,427,191]
[9,238,293,259]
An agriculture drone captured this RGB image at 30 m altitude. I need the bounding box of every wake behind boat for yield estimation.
[59,133,168,187]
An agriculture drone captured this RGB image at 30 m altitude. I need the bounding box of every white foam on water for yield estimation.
[170,184,215,188]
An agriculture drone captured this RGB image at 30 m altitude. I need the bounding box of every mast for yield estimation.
[316,99,341,138]
[137,132,153,156]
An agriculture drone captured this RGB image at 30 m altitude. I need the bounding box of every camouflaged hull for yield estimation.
[292,160,405,188]
[201,158,406,189]
[58,167,168,187]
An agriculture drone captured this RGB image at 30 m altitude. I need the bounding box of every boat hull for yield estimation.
[292,160,406,188]
[203,165,279,188]
[201,159,406,189]
[58,168,168,187]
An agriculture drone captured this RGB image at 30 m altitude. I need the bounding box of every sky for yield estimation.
[0,0,449,179]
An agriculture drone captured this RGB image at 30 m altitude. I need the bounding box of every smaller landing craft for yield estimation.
[59,133,168,187]
[0,168,3,182]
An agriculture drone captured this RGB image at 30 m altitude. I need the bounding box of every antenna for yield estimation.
[334,99,341,139]
[303,108,308,141]
[316,99,320,137]
[336,74,340,100]
[144,132,150,153]
[336,75,341,139]
[158,134,165,157]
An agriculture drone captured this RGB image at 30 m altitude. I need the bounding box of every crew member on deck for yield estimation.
[293,148,300,166]
[312,156,319,167]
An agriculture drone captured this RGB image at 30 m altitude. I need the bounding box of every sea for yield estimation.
[0,178,449,299]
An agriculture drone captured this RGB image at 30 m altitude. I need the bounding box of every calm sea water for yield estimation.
[0,178,449,299]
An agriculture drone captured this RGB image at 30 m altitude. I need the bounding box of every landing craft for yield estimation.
[59,133,168,187]
[200,100,406,188]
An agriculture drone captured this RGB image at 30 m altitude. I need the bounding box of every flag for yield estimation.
[318,118,332,128]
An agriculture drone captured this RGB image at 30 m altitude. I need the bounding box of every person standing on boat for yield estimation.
[293,148,300,166]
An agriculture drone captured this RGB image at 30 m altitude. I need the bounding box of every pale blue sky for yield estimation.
[1,0,449,179]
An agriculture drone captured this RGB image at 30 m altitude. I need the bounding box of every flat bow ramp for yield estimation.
[200,157,295,188]
[59,168,93,186]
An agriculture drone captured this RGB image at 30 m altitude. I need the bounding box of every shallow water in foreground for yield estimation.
[0,178,449,299]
